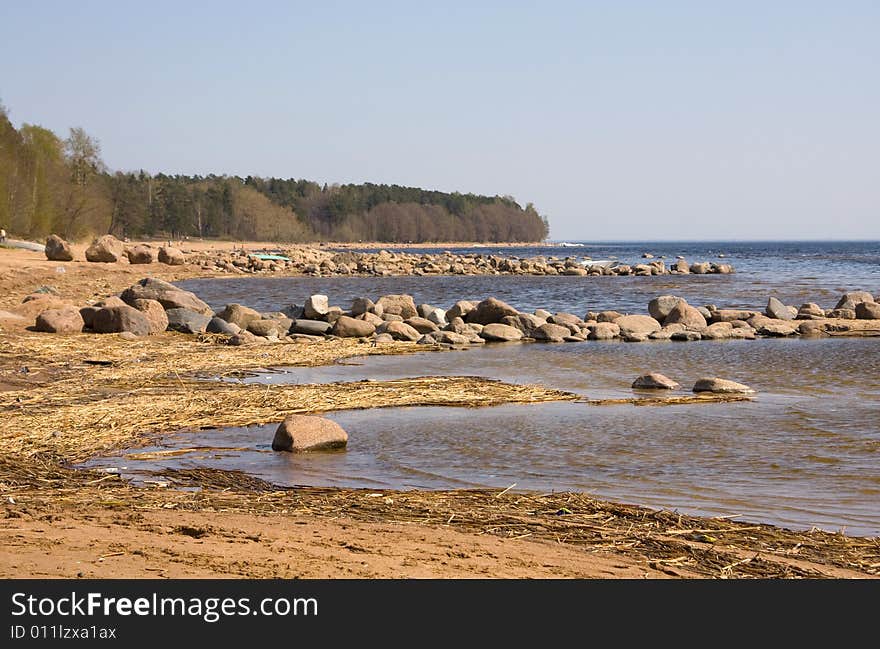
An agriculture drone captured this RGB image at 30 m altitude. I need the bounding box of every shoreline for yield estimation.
[1,244,878,579]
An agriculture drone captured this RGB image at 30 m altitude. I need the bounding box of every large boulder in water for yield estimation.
[377,320,420,341]
[692,377,755,394]
[835,291,874,311]
[632,373,680,390]
[303,294,330,320]
[85,235,124,263]
[466,297,519,325]
[271,414,348,452]
[531,322,570,342]
[614,314,661,337]
[376,294,418,319]
[121,278,212,315]
[446,300,475,321]
[45,234,74,261]
[479,323,524,342]
[855,301,880,319]
[766,297,794,320]
[647,296,683,323]
[664,300,707,329]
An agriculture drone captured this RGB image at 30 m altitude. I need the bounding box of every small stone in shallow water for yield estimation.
[272,414,348,452]
[632,373,680,390]
[692,377,755,394]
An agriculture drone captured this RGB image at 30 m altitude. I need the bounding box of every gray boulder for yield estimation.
[693,377,755,394]
[350,297,375,316]
[647,296,682,323]
[466,297,519,325]
[632,373,680,390]
[292,319,332,335]
[855,301,880,319]
[835,291,875,311]
[766,297,793,320]
[166,308,211,334]
[206,317,240,335]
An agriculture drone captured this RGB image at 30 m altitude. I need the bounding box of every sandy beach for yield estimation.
[1,241,878,579]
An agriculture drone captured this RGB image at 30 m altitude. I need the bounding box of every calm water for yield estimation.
[179,240,879,314]
[87,338,880,536]
[99,242,880,536]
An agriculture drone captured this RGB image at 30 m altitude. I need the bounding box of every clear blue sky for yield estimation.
[2,1,878,240]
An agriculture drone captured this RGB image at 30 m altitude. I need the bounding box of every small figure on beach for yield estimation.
[0,227,6,243]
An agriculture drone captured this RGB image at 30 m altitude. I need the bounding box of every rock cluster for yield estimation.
[24,280,879,347]
[187,247,735,278]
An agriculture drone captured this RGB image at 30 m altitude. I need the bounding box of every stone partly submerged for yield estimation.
[632,373,681,390]
[271,414,348,452]
[692,377,755,394]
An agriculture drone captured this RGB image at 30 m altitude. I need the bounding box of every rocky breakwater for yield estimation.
[24,278,878,348]
[186,246,734,278]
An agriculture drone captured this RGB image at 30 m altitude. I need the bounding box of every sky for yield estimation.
[2,1,878,240]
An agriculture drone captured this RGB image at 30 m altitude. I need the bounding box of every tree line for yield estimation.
[0,103,549,243]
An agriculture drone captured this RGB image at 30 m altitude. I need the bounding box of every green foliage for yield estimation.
[0,107,549,243]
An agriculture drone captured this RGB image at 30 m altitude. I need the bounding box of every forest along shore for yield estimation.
[1,243,878,579]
